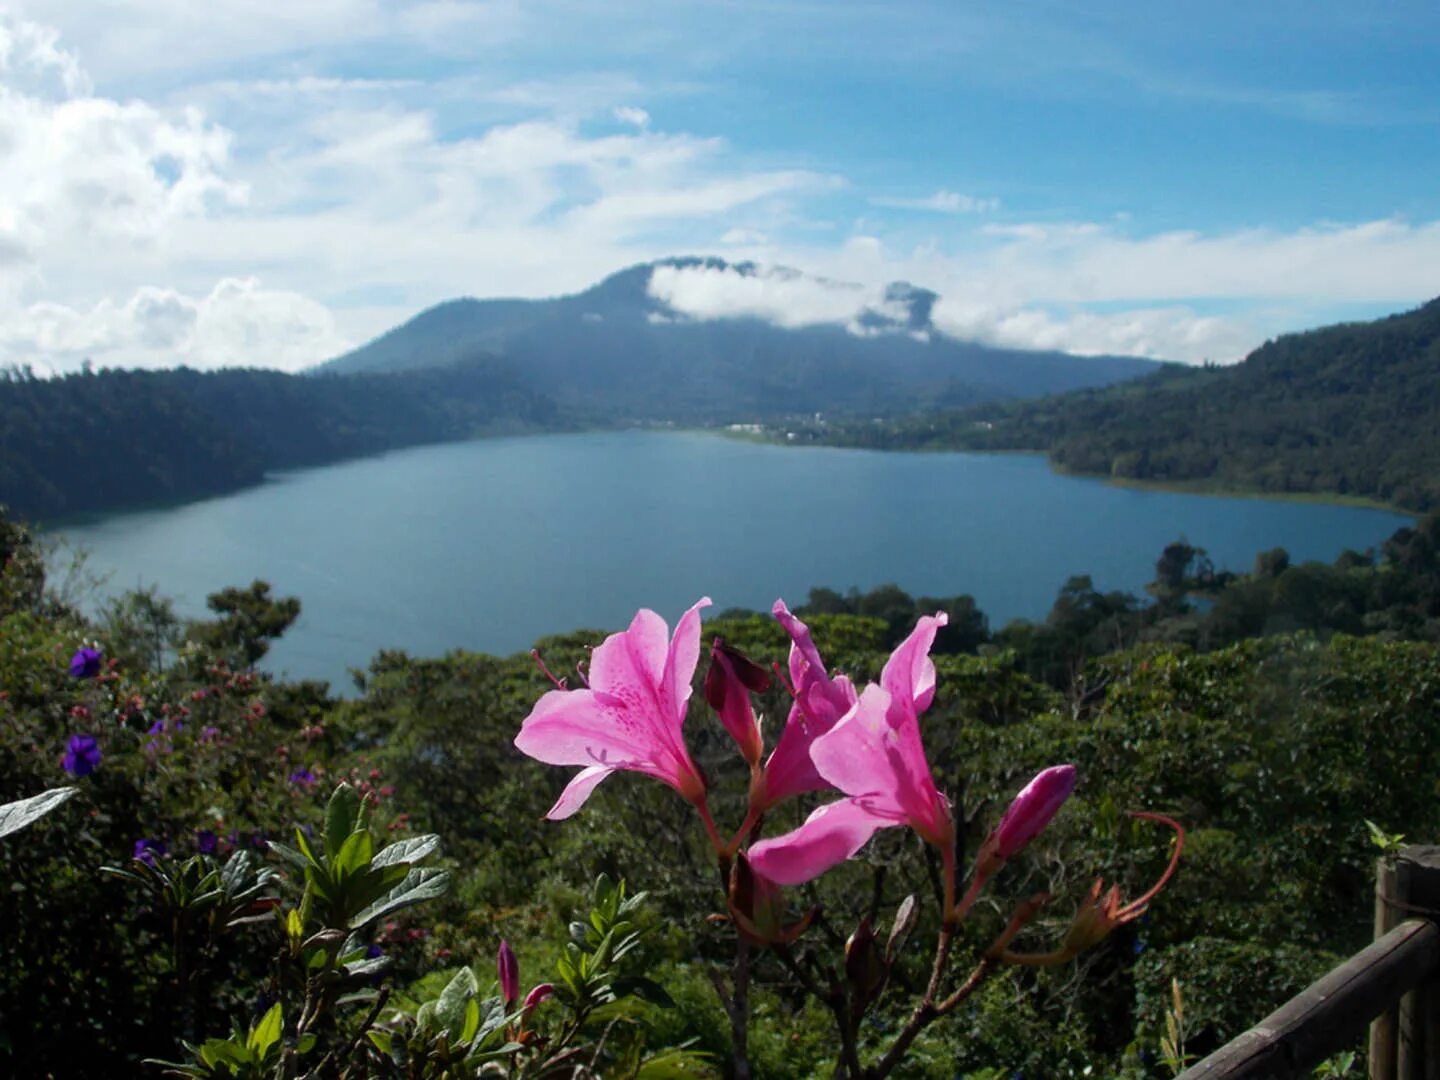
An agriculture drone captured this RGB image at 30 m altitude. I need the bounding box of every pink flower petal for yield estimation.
[809,686,907,817]
[747,797,898,886]
[881,613,947,714]
[545,764,615,820]
[515,689,652,769]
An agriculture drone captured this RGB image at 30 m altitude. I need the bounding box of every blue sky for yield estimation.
[3,0,1439,372]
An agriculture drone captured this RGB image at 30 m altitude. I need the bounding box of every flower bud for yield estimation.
[497,939,520,1006]
[727,853,815,947]
[704,639,769,767]
[844,916,888,1005]
[522,983,553,1012]
[977,764,1076,878]
[995,765,1077,857]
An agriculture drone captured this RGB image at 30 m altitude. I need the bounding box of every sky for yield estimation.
[2,0,1439,374]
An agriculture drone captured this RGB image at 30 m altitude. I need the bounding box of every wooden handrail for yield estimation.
[1178,920,1440,1078]
[1180,846,1440,1080]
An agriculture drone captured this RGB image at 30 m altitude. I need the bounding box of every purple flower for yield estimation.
[147,719,165,736]
[200,725,219,743]
[195,829,218,855]
[133,838,167,866]
[62,733,101,777]
[289,768,317,788]
[69,647,102,679]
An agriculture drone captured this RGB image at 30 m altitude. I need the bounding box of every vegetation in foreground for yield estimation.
[3,505,1439,1075]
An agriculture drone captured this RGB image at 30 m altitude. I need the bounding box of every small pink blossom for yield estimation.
[515,599,711,819]
[755,600,859,807]
[522,983,553,1011]
[748,614,952,886]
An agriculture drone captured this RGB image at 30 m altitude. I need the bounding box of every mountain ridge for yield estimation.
[317,257,1162,420]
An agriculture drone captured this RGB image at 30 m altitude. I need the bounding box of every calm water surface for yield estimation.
[56,432,1413,690]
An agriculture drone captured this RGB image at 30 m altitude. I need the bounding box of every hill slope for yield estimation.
[0,363,561,521]
[789,298,1440,512]
[318,258,1159,420]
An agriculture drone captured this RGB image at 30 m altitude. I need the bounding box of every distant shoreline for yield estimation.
[713,424,1416,518]
[39,424,1416,530]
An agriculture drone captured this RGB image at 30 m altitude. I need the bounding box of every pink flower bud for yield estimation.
[522,983,553,1011]
[993,764,1077,858]
[704,638,768,767]
[497,939,519,1005]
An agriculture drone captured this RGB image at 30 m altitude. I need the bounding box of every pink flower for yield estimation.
[985,764,1077,864]
[755,601,859,807]
[703,638,768,767]
[497,939,519,1006]
[748,614,952,886]
[515,599,711,819]
[522,983,553,1011]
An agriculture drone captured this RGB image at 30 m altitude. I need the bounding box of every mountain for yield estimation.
[788,297,1440,512]
[317,258,1160,420]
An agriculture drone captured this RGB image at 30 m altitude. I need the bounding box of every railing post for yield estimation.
[1390,846,1440,1080]
[1372,855,1400,1078]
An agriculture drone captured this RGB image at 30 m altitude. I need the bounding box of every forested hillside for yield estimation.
[783,297,1440,512]
[0,362,562,521]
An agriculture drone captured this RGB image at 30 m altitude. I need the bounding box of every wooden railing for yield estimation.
[1180,846,1440,1079]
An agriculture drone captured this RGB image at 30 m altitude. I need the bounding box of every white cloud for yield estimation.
[613,105,651,128]
[0,278,350,373]
[0,11,89,97]
[649,263,914,335]
[720,227,769,245]
[871,189,999,214]
[930,299,1257,363]
[0,276,348,374]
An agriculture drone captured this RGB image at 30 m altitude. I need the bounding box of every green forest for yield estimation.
[780,296,1440,513]
[0,363,564,521]
[6,503,1440,1076]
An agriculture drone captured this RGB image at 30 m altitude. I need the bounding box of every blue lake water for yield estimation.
[55,431,1413,690]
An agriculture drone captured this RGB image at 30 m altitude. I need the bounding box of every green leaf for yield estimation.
[634,1047,718,1079]
[334,829,374,879]
[246,1002,283,1058]
[324,783,364,862]
[343,954,389,978]
[435,967,478,1040]
[371,833,440,868]
[266,840,309,874]
[471,997,509,1047]
[612,976,675,1009]
[460,997,481,1046]
[293,826,322,870]
[366,1030,393,1055]
[200,1036,251,1068]
[347,866,451,929]
[0,786,76,840]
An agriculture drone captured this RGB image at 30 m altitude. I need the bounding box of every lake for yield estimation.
[55,431,1413,690]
